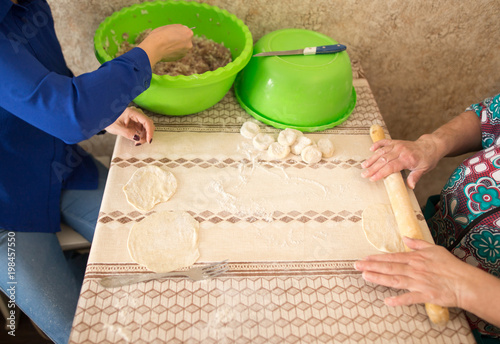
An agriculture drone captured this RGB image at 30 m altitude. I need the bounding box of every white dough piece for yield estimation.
[127,211,200,272]
[123,165,177,211]
[268,142,291,159]
[291,136,313,155]
[277,128,302,146]
[301,145,322,164]
[240,121,261,139]
[253,133,275,151]
[362,204,406,253]
[317,138,335,158]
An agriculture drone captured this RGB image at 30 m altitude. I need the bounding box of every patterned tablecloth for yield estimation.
[69,63,474,343]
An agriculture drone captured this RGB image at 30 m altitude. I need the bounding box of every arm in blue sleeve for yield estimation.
[0,37,152,144]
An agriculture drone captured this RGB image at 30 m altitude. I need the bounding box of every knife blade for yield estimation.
[253,44,346,57]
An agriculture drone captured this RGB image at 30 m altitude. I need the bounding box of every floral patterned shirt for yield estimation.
[428,93,500,337]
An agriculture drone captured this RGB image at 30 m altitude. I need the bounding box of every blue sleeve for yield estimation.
[0,36,152,144]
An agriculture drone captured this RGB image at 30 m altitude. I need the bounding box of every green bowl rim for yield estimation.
[94,0,253,84]
[234,78,357,132]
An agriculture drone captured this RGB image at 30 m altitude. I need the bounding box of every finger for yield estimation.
[355,260,411,277]
[362,143,393,169]
[118,127,140,143]
[130,110,155,144]
[134,117,155,144]
[384,291,428,307]
[366,160,407,182]
[406,170,424,189]
[402,237,434,251]
[361,270,414,290]
[406,170,424,190]
[361,250,417,264]
[369,139,393,152]
[143,119,155,144]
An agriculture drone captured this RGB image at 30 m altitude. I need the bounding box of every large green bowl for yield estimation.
[234,29,356,131]
[94,0,253,116]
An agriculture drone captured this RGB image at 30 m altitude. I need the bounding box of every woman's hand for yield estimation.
[105,106,155,145]
[354,237,466,308]
[361,135,442,189]
[138,24,193,68]
[361,111,482,189]
[355,237,500,327]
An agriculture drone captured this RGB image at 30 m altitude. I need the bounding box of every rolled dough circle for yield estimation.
[127,211,200,273]
[362,204,405,253]
[123,165,177,211]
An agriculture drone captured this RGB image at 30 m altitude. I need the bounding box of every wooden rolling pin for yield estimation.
[369,124,449,326]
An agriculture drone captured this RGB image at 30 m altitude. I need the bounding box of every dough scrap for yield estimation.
[301,145,322,164]
[123,165,177,211]
[127,211,200,272]
[362,204,405,253]
[268,142,291,160]
[253,133,275,151]
[317,138,335,158]
[291,136,313,155]
[240,121,260,139]
[278,128,302,146]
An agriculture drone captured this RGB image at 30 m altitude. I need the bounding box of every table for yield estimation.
[69,63,474,343]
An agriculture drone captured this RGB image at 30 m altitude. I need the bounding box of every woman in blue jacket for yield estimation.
[0,0,193,342]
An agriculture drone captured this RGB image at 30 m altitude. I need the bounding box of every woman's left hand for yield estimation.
[354,237,470,308]
[105,106,155,145]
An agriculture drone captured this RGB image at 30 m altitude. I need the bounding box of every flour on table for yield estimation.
[127,211,200,273]
[123,165,177,211]
[362,204,405,253]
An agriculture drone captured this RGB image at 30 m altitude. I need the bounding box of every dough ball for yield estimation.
[277,128,302,146]
[362,204,405,253]
[317,138,335,158]
[123,165,177,211]
[291,136,313,155]
[267,142,291,160]
[240,121,260,139]
[301,145,322,164]
[127,211,200,273]
[253,133,275,151]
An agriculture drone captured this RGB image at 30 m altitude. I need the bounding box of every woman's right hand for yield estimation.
[138,24,193,68]
[361,135,442,189]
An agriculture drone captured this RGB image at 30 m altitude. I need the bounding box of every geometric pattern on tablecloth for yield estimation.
[110,156,365,171]
[69,270,474,344]
[98,209,425,227]
[145,82,385,137]
[98,209,365,226]
[71,60,472,343]
[85,260,357,277]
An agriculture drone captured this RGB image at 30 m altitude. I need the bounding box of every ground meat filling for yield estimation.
[116,29,232,76]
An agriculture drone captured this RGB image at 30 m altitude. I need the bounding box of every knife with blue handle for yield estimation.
[253,44,346,57]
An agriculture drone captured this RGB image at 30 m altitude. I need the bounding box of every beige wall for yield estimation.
[48,0,500,205]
